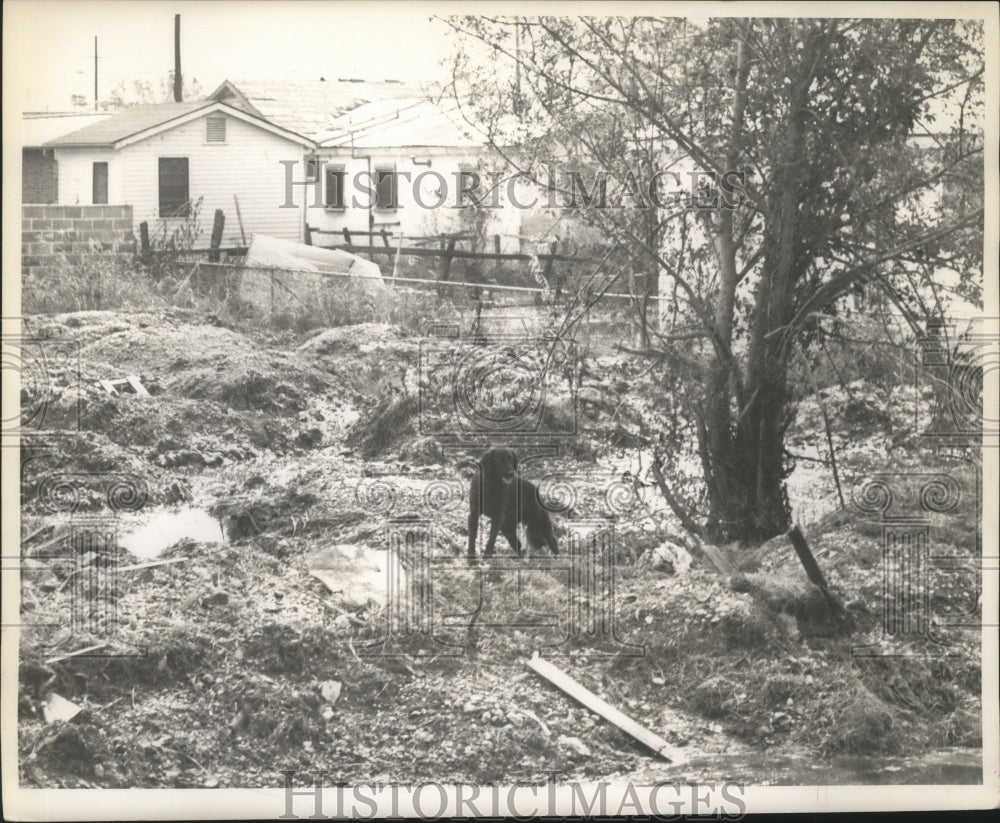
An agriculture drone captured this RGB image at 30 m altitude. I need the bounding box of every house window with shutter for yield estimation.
[158,157,190,217]
[375,167,397,210]
[206,116,226,143]
[325,165,346,210]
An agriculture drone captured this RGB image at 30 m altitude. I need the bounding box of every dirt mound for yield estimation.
[74,317,335,414]
[298,323,406,356]
[21,431,189,513]
[18,307,983,789]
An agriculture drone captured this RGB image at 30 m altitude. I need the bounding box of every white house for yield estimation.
[45,100,314,245]
[309,97,523,250]
[41,80,551,254]
[208,80,525,252]
[21,112,112,203]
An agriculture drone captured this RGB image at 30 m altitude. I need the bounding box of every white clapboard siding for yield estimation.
[117,114,305,244]
[51,115,305,245]
[51,148,121,206]
[305,150,522,246]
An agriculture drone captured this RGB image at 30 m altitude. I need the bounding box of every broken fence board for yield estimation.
[527,655,684,764]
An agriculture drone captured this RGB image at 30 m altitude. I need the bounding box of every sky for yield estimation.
[6,1,459,112]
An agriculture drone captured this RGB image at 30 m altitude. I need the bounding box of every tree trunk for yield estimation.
[701,25,803,543]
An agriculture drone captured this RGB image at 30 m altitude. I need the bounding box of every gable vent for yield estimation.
[206,116,226,143]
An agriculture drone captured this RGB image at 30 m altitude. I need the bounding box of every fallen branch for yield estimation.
[786,525,853,631]
[527,655,684,763]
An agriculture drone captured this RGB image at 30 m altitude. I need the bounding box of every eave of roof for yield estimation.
[45,100,316,149]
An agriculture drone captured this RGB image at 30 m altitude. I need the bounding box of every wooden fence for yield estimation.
[305,225,586,286]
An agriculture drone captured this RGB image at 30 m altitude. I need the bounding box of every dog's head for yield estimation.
[480,447,518,485]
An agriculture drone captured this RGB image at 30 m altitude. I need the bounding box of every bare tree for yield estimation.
[446,16,984,543]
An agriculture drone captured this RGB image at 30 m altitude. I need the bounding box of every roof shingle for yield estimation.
[44,101,210,147]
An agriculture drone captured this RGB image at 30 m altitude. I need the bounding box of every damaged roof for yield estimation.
[316,98,485,149]
[208,78,427,139]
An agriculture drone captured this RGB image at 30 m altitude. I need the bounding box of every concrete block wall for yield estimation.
[21,205,136,277]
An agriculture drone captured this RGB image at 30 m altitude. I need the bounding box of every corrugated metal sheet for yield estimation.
[316,98,484,149]
[209,78,427,140]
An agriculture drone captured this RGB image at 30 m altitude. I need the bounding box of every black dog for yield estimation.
[467,448,559,560]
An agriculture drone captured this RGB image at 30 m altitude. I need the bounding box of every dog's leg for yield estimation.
[485,517,501,557]
[467,479,480,562]
[501,522,523,557]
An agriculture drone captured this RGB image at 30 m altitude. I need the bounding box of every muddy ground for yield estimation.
[17,308,983,788]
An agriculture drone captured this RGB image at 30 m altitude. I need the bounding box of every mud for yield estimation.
[17,309,982,788]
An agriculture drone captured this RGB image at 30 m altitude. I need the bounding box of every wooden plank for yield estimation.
[233,194,247,246]
[527,655,684,763]
[786,526,853,629]
[157,246,248,257]
[441,238,457,282]
[787,525,828,591]
[126,375,150,397]
[98,379,119,396]
[138,221,150,261]
[542,239,558,281]
[209,209,225,263]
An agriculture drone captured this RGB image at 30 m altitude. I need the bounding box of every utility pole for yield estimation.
[94,36,98,110]
[173,14,182,102]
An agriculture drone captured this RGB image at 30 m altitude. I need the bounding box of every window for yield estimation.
[325,165,346,209]
[375,167,397,210]
[92,162,108,205]
[158,157,190,217]
[305,157,320,181]
[206,116,226,143]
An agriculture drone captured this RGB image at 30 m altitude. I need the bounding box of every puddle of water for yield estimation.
[119,506,225,559]
[623,748,981,786]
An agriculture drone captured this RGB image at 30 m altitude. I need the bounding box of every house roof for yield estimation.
[44,100,314,148]
[20,112,114,147]
[208,78,427,140]
[45,101,209,147]
[316,98,485,149]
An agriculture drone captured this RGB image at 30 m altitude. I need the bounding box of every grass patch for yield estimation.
[347,394,419,458]
[817,683,903,755]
